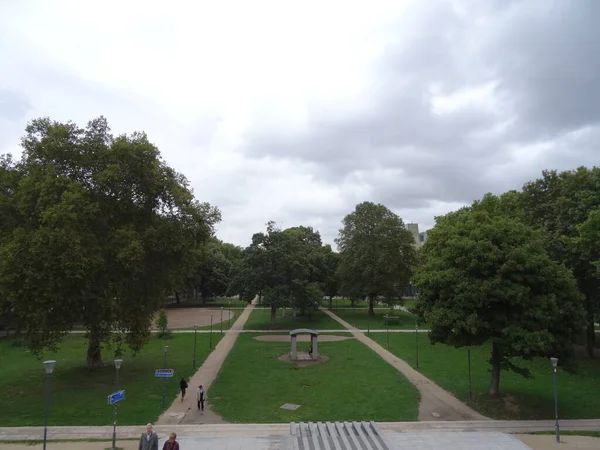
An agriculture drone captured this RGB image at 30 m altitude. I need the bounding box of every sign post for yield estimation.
[107,390,126,405]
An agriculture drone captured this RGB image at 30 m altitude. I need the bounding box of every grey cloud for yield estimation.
[240,0,600,213]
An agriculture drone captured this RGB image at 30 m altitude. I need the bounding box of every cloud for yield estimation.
[1,0,599,247]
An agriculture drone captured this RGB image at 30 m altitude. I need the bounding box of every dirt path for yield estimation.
[322,308,487,421]
[156,300,257,426]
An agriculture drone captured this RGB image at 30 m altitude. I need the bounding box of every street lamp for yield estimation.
[467,347,472,401]
[209,315,213,349]
[112,359,123,450]
[415,318,419,369]
[193,325,198,369]
[162,346,168,407]
[220,307,223,334]
[551,357,560,443]
[42,360,56,450]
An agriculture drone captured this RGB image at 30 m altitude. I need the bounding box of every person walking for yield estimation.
[197,384,205,412]
[162,432,180,450]
[139,423,158,450]
[180,377,188,402]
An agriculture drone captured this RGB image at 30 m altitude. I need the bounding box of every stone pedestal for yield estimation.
[291,336,297,360]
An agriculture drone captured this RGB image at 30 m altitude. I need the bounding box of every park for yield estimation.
[0,118,599,450]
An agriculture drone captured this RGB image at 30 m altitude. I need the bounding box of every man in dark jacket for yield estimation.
[139,423,158,450]
[180,377,188,401]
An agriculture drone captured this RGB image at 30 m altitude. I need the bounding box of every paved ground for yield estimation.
[1,432,599,450]
[156,300,257,426]
[322,309,487,421]
[156,307,234,328]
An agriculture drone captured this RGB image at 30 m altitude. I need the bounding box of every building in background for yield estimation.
[406,223,427,248]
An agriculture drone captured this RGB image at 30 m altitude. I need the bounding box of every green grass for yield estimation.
[209,333,419,422]
[0,333,222,426]
[370,333,600,420]
[324,298,370,308]
[332,309,424,330]
[243,308,345,330]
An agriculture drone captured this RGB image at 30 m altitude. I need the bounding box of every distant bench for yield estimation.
[382,315,400,325]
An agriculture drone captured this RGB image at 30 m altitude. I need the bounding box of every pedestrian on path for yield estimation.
[162,432,180,450]
[197,384,205,411]
[139,423,158,450]
[180,377,188,401]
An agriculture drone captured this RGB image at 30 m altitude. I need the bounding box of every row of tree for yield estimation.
[225,202,417,325]
[414,167,600,395]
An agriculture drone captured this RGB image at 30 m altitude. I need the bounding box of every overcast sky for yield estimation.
[1,0,599,247]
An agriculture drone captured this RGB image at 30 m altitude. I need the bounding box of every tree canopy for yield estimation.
[519,167,600,357]
[0,117,220,367]
[414,198,586,395]
[335,201,416,314]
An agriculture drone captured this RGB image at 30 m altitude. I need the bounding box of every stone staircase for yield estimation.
[290,421,394,450]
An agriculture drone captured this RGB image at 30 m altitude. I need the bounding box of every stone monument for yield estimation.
[289,328,319,361]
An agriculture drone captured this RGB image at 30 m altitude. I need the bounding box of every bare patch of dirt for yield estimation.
[503,394,521,414]
[155,308,234,328]
[279,352,330,367]
[253,334,352,342]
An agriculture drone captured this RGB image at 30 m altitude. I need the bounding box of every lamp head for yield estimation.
[43,360,56,375]
[114,359,123,369]
[164,345,169,352]
[550,357,559,369]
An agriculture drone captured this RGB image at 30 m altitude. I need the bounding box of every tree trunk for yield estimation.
[258,291,262,306]
[270,306,277,326]
[175,291,180,305]
[585,291,596,358]
[86,331,104,369]
[201,291,207,305]
[329,295,333,310]
[368,298,375,316]
[489,342,501,396]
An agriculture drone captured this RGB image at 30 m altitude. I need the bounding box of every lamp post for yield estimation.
[228,302,232,326]
[42,360,56,450]
[112,359,123,450]
[162,346,168,407]
[220,307,224,334]
[551,357,560,443]
[386,315,390,350]
[415,318,419,369]
[209,315,213,349]
[193,325,198,369]
[467,348,472,401]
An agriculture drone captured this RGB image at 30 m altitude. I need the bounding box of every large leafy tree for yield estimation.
[322,244,341,309]
[0,117,219,367]
[414,199,586,396]
[519,167,600,357]
[335,202,416,315]
[231,222,325,324]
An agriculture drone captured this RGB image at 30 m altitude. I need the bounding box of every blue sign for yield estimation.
[107,390,125,405]
[155,369,174,378]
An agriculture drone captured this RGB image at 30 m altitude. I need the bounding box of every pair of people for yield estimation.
[138,424,179,450]
[180,378,206,412]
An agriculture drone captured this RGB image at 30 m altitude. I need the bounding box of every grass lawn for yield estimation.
[332,309,424,330]
[243,308,345,330]
[209,333,419,422]
[0,333,222,426]
[370,333,600,420]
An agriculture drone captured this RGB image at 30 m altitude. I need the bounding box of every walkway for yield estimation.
[1,420,599,440]
[156,299,257,425]
[322,309,487,421]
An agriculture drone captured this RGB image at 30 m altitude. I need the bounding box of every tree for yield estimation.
[519,167,600,357]
[322,245,341,309]
[0,117,219,367]
[196,242,232,302]
[335,202,416,315]
[414,201,586,396]
[231,222,325,325]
